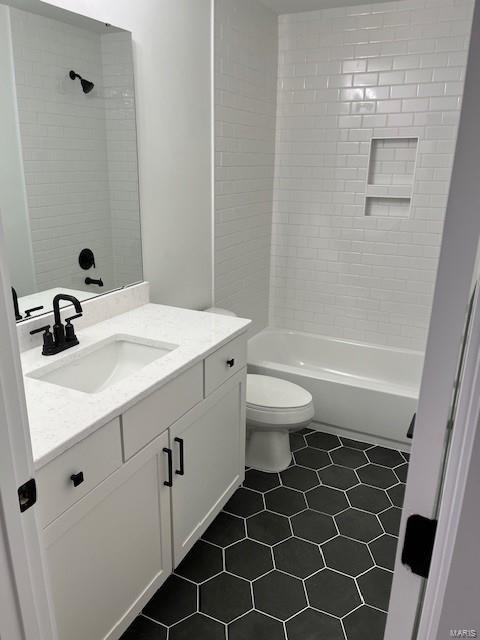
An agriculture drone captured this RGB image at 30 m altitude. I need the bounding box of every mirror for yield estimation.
[0,1,143,322]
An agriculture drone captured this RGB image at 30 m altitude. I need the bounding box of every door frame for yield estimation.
[385,1,480,637]
[416,266,480,636]
[0,209,56,640]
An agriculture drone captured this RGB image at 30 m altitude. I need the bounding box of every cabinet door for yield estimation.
[43,431,172,640]
[170,369,246,565]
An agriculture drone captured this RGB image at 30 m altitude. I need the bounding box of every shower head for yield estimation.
[69,70,94,94]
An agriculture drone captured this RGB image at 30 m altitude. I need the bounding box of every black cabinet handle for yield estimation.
[175,438,185,476]
[70,472,84,487]
[226,358,235,368]
[163,448,173,487]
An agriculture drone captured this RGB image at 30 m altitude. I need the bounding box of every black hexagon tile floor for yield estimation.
[121,429,408,640]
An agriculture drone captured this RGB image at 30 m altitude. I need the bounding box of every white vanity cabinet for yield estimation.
[42,431,173,640]
[39,333,247,640]
[170,370,246,565]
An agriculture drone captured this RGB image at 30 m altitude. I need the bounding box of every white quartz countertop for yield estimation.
[21,303,250,469]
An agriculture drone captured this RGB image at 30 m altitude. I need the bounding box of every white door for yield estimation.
[0,212,55,639]
[385,2,480,638]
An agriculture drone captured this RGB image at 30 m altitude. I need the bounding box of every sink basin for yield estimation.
[29,336,178,394]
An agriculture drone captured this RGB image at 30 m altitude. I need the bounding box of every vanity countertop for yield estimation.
[21,303,250,469]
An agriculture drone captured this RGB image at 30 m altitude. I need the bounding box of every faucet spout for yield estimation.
[35,293,84,355]
[52,294,82,327]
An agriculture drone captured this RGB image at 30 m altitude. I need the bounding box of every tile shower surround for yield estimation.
[269,0,473,350]
[122,429,409,640]
[213,0,474,351]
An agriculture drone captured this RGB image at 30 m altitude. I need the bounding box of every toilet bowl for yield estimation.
[205,308,315,472]
[206,307,314,473]
[245,374,314,473]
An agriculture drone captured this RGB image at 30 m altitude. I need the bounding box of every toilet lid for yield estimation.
[247,374,312,410]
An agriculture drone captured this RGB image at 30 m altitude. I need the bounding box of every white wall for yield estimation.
[0,6,36,296]
[269,0,473,350]
[214,0,278,332]
[37,0,213,310]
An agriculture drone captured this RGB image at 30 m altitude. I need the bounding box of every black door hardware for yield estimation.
[226,358,235,368]
[25,305,44,318]
[175,438,185,476]
[70,472,84,487]
[18,478,37,513]
[11,287,21,321]
[85,277,104,287]
[401,514,438,578]
[30,294,83,356]
[163,448,173,487]
[79,248,95,270]
[407,413,416,439]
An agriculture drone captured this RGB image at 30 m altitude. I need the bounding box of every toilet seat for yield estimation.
[246,374,314,428]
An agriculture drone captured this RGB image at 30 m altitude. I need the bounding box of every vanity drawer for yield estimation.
[204,334,247,396]
[37,418,122,528]
[122,362,203,460]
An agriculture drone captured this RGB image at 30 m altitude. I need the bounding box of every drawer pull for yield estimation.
[226,358,235,368]
[163,448,173,487]
[70,472,84,488]
[174,438,185,476]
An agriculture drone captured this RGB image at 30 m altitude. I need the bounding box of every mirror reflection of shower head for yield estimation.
[69,70,94,94]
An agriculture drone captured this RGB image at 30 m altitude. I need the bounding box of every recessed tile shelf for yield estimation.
[365,184,413,199]
[364,137,418,218]
[365,197,411,219]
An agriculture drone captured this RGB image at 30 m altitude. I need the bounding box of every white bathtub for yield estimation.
[248,328,424,448]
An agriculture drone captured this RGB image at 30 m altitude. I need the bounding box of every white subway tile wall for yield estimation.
[101,32,142,289]
[269,0,474,350]
[215,0,278,332]
[10,10,142,295]
[10,9,113,292]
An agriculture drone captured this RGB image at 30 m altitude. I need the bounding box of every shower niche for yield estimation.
[364,137,418,218]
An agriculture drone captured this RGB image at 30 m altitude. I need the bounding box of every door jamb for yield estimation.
[0,207,56,640]
[416,281,480,637]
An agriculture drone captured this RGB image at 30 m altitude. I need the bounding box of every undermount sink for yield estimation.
[29,336,178,394]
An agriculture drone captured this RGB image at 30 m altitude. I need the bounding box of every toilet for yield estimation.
[205,308,315,472]
[245,373,314,472]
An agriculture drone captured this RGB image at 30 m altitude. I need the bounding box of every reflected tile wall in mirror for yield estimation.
[0,3,142,321]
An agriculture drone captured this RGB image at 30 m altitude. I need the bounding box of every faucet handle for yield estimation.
[65,313,82,343]
[25,305,44,318]
[30,325,55,356]
[30,324,51,336]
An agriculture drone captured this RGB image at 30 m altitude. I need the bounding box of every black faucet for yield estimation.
[85,277,103,287]
[11,287,22,321]
[30,294,83,356]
